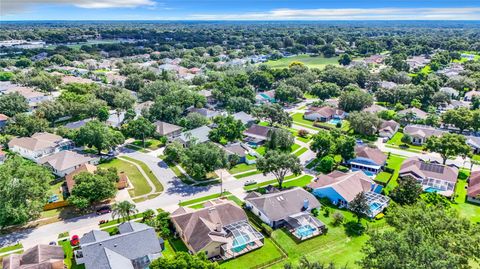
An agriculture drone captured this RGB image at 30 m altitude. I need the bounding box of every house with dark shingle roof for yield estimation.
[397,107,428,121]
[153,121,182,139]
[245,187,325,240]
[2,244,64,269]
[348,145,387,176]
[399,157,459,197]
[243,124,272,145]
[171,199,264,260]
[75,222,164,269]
[378,120,400,139]
[467,171,480,204]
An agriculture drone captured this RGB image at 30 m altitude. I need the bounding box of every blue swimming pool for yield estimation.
[369,202,383,213]
[425,187,440,193]
[295,225,316,238]
[232,234,251,253]
[328,118,342,125]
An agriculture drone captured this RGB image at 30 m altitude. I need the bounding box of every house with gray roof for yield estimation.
[243,124,272,145]
[397,107,428,121]
[188,107,221,119]
[153,121,182,139]
[2,244,64,269]
[439,87,459,98]
[403,125,446,145]
[379,120,400,139]
[75,222,164,269]
[245,187,325,240]
[38,150,98,177]
[175,125,212,146]
[232,111,256,126]
[171,199,264,260]
[466,136,480,154]
[8,132,73,162]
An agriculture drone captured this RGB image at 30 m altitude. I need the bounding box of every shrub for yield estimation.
[318,156,335,173]
[261,223,273,236]
[311,208,319,217]
[332,212,345,226]
[109,227,119,236]
[337,165,349,172]
[323,207,331,217]
[298,129,309,138]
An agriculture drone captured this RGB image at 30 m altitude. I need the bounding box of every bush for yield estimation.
[109,227,119,236]
[332,212,344,226]
[298,129,309,138]
[261,223,273,236]
[323,207,331,217]
[311,208,319,217]
[337,165,349,172]
[318,156,335,173]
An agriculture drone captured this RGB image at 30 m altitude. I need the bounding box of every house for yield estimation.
[134,101,154,117]
[0,113,8,129]
[243,124,272,145]
[64,118,92,129]
[61,75,95,85]
[188,107,221,119]
[245,188,325,240]
[348,146,387,176]
[439,87,459,98]
[464,90,480,102]
[397,107,428,121]
[399,157,459,197]
[2,244,64,269]
[378,120,400,139]
[467,171,480,204]
[232,111,256,126]
[175,126,212,146]
[171,199,264,260]
[75,222,164,269]
[0,149,5,164]
[379,81,397,90]
[221,143,248,163]
[406,55,430,69]
[198,89,216,104]
[65,163,98,193]
[309,171,389,217]
[38,150,98,177]
[364,54,385,65]
[362,104,387,114]
[403,125,446,145]
[154,121,182,139]
[2,84,52,111]
[255,90,276,104]
[106,110,125,128]
[8,132,73,162]
[303,106,346,122]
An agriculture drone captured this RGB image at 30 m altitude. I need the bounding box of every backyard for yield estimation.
[381,154,407,193]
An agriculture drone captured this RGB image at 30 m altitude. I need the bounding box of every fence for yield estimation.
[43,200,69,211]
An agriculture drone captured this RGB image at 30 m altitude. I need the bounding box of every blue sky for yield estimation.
[2,0,480,21]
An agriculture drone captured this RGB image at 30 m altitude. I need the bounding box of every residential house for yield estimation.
[437,63,464,78]
[61,75,95,85]
[439,87,459,98]
[403,125,446,145]
[397,107,428,121]
[0,149,6,164]
[106,110,125,128]
[64,118,92,129]
[75,222,164,269]
[364,54,385,65]
[8,132,73,162]
[171,199,264,260]
[379,81,397,90]
[406,55,430,69]
[399,157,459,197]
[362,104,387,114]
[0,113,8,129]
[309,171,389,217]
[221,143,248,164]
[243,124,272,145]
[188,107,221,119]
[466,136,480,154]
[467,171,480,204]
[232,111,256,127]
[245,188,325,240]
[105,72,127,86]
[175,126,212,146]
[378,120,400,139]
[134,101,154,117]
[303,106,346,122]
[154,121,182,139]
[464,90,480,102]
[199,89,216,105]
[2,84,52,111]
[324,98,339,108]
[348,146,387,176]
[39,150,98,177]
[2,244,64,269]
[255,90,276,104]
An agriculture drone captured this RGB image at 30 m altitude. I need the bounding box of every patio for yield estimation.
[220,220,265,260]
[286,212,326,241]
[363,191,390,217]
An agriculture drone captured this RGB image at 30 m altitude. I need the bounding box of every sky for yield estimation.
[1,0,480,21]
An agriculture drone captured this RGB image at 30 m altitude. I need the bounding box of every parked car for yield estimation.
[96,205,112,215]
[244,180,257,186]
[49,241,57,246]
[70,235,79,246]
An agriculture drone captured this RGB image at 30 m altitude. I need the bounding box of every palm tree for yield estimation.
[112,201,138,222]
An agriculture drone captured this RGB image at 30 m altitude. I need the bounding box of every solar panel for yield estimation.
[419,162,445,174]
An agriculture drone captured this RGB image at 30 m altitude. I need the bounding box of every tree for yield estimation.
[178,112,209,130]
[389,176,423,205]
[124,74,144,92]
[274,83,303,103]
[97,106,110,122]
[75,120,125,154]
[150,252,218,269]
[113,91,136,121]
[0,92,29,117]
[208,115,245,143]
[249,71,274,90]
[0,156,52,229]
[349,192,370,223]
[266,128,295,151]
[338,53,352,65]
[441,107,472,133]
[111,201,138,222]
[35,101,66,126]
[425,133,471,164]
[145,211,171,238]
[347,111,382,136]
[181,142,228,179]
[256,150,302,189]
[69,171,117,209]
[164,141,185,163]
[318,156,335,173]
[311,130,334,158]
[5,113,49,137]
[253,103,292,127]
[335,135,356,162]
[338,90,373,112]
[122,117,156,147]
[310,82,340,100]
[360,202,480,269]
[226,96,253,113]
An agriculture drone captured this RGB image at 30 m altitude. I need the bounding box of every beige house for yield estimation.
[2,244,64,269]
[171,199,264,260]
[38,150,98,177]
[154,121,183,139]
[8,132,72,162]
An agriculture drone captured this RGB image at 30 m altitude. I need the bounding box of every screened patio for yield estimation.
[220,220,264,260]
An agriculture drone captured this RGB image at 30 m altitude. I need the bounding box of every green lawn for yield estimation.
[234,170,263,179]
[99,212,145,228]
[58,240,84,269]
[255,146,266,155]
[162,159,195,184]
[228,163,257,174]
[386,132,424,152]
[131,139,164,150]
[120,156,164,192]
[291,113,318,129]
[290,143,301,152]
[282,175,314,188]
[243,174,306,191]
[48,180,64,201]
[219,238,285,269]
[294,147,308,157]
[263,54,341,69]
[383,154,407,193]
[0,243,23,255]
[179,192,232,207]
[99,158,152,197]
[452,177,480,223]
[375,172,392,184]
[306,158,320,169]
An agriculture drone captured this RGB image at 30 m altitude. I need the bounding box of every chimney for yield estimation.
[303,199,309,210]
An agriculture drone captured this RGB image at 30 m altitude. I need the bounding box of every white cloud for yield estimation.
[190,7,480,20]
[1,0,156,15]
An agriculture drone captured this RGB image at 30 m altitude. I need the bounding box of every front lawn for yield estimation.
[99,158,152,197]
[219,238,285,269]
[234,170,263,179]
[0,243,23,255]
[294,147,308,157]
[383,154,407,193]
[228,163,257,174]
[263,54,341,69]
[386,132,424,152]
[131,139,164,150]
[452,175,480,223]
[120,156,164,192]
[282,175,314,188]
[179,192,232,207]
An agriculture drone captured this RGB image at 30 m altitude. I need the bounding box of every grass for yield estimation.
[255,146,266,155]
[375,172,392,184]
[386,132,424,152]
[168,237,189,252]
[282,175,314,188]
[99,158,152,197]
[58,239,84,269]
[263,54,341,69]
[219,237,285,269]
[291,113,319,129]
[234,170,263,179]
[178,192,232,207]
[48,180,64,202]
[120,156,164,192]
[163,159,195,184]
[58,231,69,239]
[290,143,301,152]
[294,147,308,157]
[99,212,145,228]
[131,139,164,150]
[229,163,257,174]
[383,154,407,193]
[243,174,304,191]
[306,158,320,169]
[0,243,23,255]
[452,176,480,223]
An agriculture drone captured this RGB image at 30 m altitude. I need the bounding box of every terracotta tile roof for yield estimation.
[0,114,9,121]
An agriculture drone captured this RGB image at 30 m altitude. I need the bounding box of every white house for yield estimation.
[8,132,73,162]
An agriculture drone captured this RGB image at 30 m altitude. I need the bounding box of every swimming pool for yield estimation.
[232,234,251,253]
[369,202,383,213]
[295,225,316,238]
[328,118,342,125]
[425,187,441,193]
